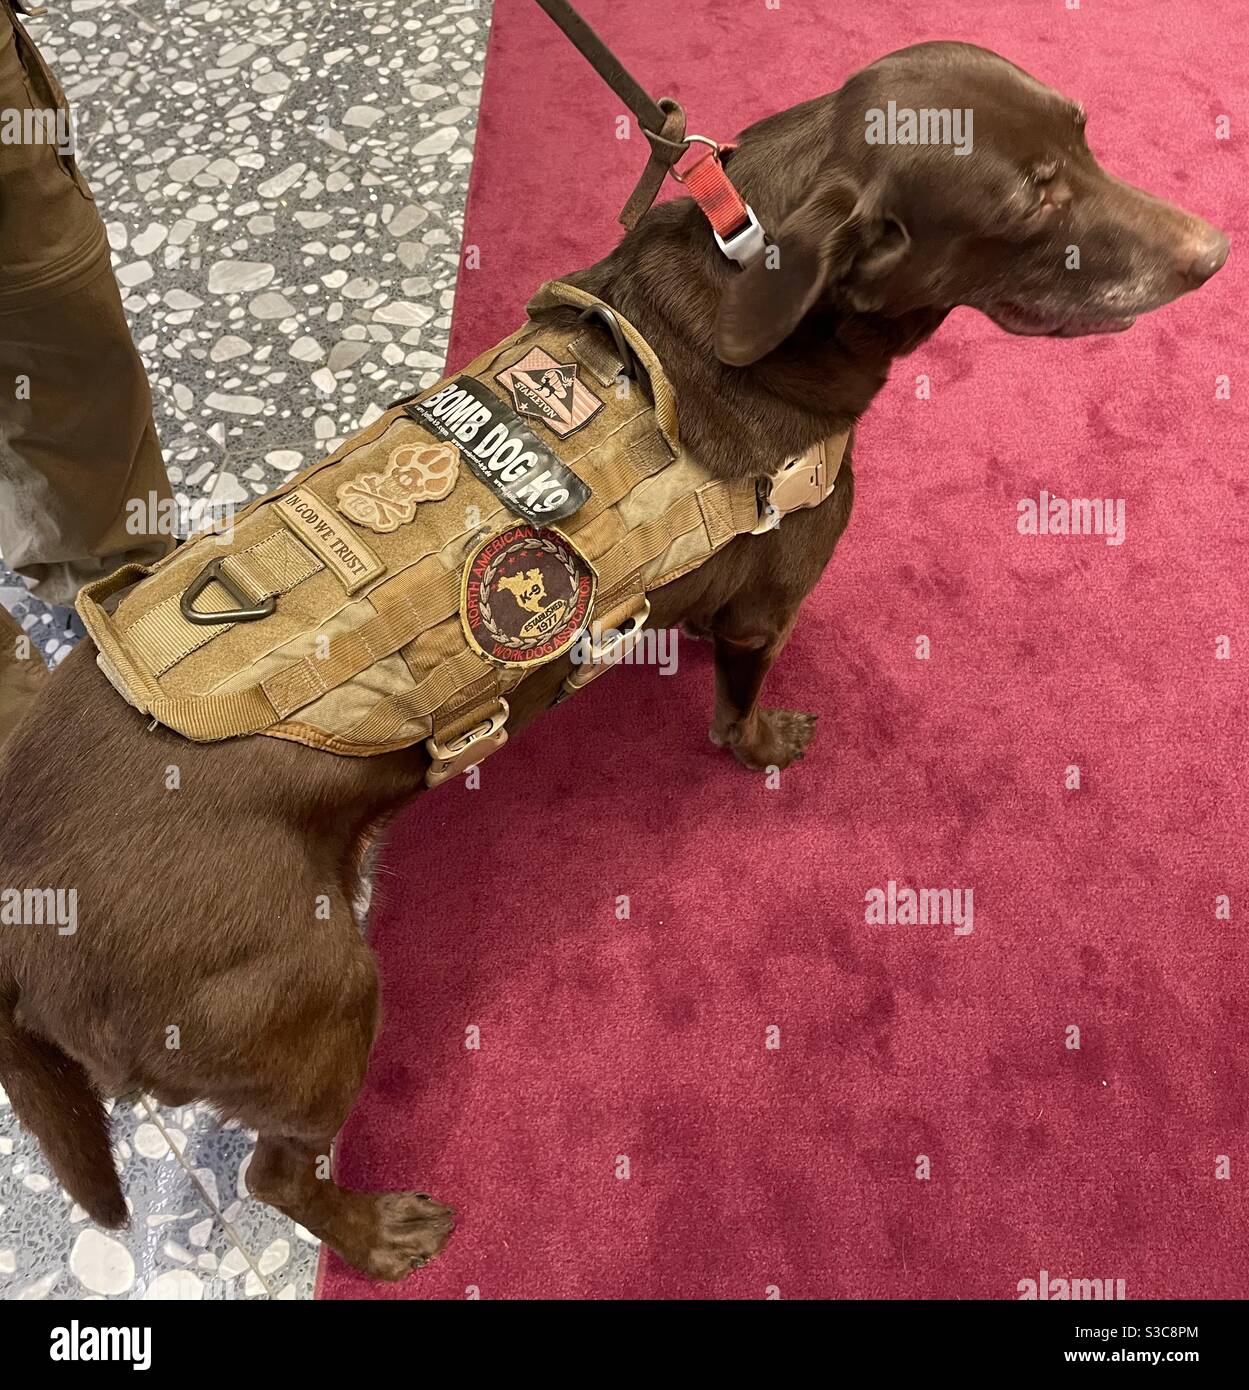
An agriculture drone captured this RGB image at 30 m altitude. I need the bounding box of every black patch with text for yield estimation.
[405,377,591,525]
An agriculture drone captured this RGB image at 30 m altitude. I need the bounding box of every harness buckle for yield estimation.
[752,441,837,535]
[180,559,277,626]
[557,598,652,701]
[769,452,828,514]
[424,698,510,788]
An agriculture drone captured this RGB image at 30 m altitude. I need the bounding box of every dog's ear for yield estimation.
[714,177,862,367]
[714,180,911,366]
[844,211,911,313]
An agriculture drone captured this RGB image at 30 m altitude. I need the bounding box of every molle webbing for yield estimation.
[78,281,844,767]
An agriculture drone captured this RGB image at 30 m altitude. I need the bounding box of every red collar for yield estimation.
[674,140,767,268]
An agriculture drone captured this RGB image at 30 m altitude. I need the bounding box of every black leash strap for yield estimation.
[534,0,688,228]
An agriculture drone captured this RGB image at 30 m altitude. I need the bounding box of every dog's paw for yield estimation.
[354,1192,456,1281]
[711,707,817,771]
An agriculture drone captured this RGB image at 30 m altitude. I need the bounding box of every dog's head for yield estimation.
[715,42,1228,365]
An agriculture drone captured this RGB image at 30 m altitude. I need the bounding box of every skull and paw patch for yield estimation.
[336,442,460,533]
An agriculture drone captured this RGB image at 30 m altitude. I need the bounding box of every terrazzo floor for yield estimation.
[0,0,490,1299]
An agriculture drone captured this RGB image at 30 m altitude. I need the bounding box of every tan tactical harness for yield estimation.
[78,282,847,787]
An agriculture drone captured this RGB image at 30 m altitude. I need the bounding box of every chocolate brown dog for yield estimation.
[0,43,1227,1279]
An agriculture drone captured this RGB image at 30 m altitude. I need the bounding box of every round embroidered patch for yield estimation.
[461,523,595,667]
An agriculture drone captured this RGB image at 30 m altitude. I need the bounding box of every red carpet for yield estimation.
[319,0,1247,1298]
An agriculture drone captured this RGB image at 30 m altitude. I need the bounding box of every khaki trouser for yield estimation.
[0,1,173,737]
[0,600,44,740]
[0,0,172,607]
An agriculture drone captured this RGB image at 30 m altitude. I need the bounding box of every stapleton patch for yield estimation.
[461,523,595,667]
[495,348,604,438]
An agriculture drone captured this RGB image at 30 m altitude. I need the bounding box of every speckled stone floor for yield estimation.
[0,0,489,1299]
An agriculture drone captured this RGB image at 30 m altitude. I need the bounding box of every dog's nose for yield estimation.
[1178,227,1229,287]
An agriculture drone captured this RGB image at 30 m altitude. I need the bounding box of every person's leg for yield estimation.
[0,248,174,603]
[0,602,44,742]
[0,2,173,606]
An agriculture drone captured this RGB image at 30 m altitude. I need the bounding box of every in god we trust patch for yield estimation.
[275,488,385,594]
[405,376,591,525]
[495,348,604,438]
[461,523,595,667]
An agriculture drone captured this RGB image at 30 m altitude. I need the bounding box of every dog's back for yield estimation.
[0,645,389,1224]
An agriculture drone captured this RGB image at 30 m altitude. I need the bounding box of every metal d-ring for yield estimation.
[667,134,723,183]
[179,558,276,626]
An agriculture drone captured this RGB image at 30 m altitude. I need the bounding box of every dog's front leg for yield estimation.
[708,615,816,771]
[248,1134,454,1281]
